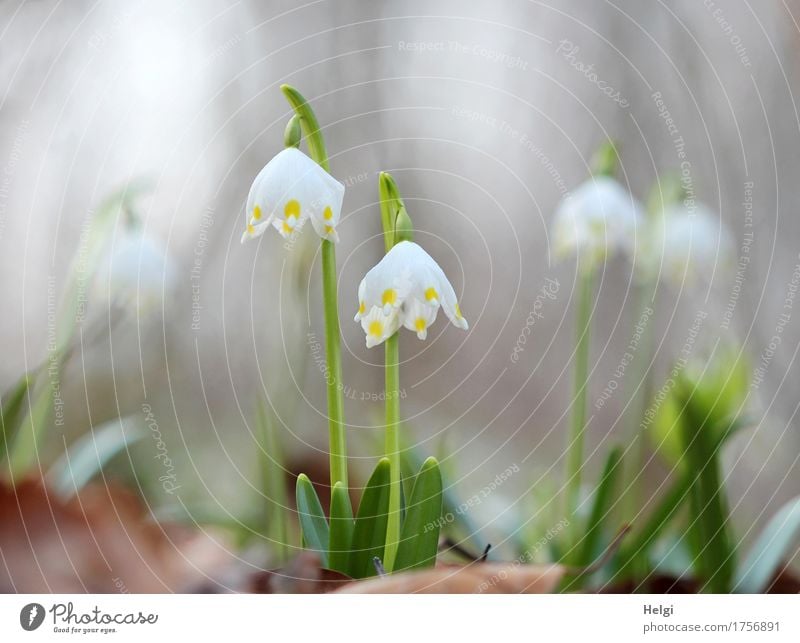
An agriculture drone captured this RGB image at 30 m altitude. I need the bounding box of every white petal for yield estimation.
[240,220,271,244]
[361,305,399,348]
[552,176,643,267]
[355,240,468,344]
[243,148,345,243]
[401,297,439,340]
[639,202,733,287]
[354,279,367,321]
[271,210,309,239]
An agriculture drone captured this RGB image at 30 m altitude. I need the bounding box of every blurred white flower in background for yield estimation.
[240,148,345,244]
[355,240,468,348]
[552,176,644,273]
[637,202,734,288]
[92,223,174,315]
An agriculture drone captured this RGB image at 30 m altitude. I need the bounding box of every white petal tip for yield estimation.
[416,330,427,340]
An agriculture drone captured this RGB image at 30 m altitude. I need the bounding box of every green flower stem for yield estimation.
[377,171,408,572]
[282,84,347,488]
[383,332,401,572]
[321,239,347,488]
[621,282,655,523]
[565,269,594,538]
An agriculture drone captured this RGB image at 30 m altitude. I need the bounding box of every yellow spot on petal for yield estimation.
[323,206,333,220]
[368,320,383,337]
[382,289,397,306]
[455,303,463,318]
[282,220,293,235]
[284,199,300,218]
[414,317,426,332]
[358,302,366,315]
[324,225,334,235]
[425,287,439,302]
[247,223,255,235]
[252,205,262,220]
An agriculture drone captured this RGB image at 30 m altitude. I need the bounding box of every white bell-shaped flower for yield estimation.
[552,176,643,271]
[355,240,468,348]
[637,202,734,287]
[240,148,345,244]
[92,225,173,313]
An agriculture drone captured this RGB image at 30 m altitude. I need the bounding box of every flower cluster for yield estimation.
[354,241,468,348]
[552,175,733,287]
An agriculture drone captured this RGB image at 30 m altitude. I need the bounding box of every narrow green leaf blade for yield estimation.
[681,390,735,592]
[577,445,624,567]
[394,457,443,572]
[734,495,800,593]
[0,374,32,464]
[256,400,290,562]
[47,416,142,497]
[619,474,691,571]
[328,481,354,574]
[296,473,329,566]
[350,458,391,578]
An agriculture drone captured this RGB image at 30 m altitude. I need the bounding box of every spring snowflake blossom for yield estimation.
[637,202,734,287]
[354,241,468,348]
[93,226,173,313]
[552,176,643,271]
[240,148,345,244]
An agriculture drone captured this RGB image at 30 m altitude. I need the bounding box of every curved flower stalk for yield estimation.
[637,201,734,289]
[357,172,464,572]
[551,142,641,556]
[239,147,344,244]
[619,182,734,535]
[242,84,348,489]
[355,240,469,348]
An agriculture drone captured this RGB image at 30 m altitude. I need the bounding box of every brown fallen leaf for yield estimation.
[249,551,353,593]
[336,562,566,594]
[0,478,230,592]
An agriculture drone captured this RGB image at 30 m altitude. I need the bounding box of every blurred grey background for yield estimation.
[1,0,798,547]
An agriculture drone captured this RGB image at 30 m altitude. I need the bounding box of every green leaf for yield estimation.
[7,375,61,479]
[650,390,684,468]
[255,400,290,562]
[713,414,751,450]
[734,495,800,593]
[399,427,481,546]
[577,446,624,568]
[47,416,142,497]
[350,458,391,578]
[394,457,443,572]
[328,481,354,574]
[295,473,329,566]
[6,182,153,479]
[619,474,691,568]
[0,374,32,464]
[679,385,735,592]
